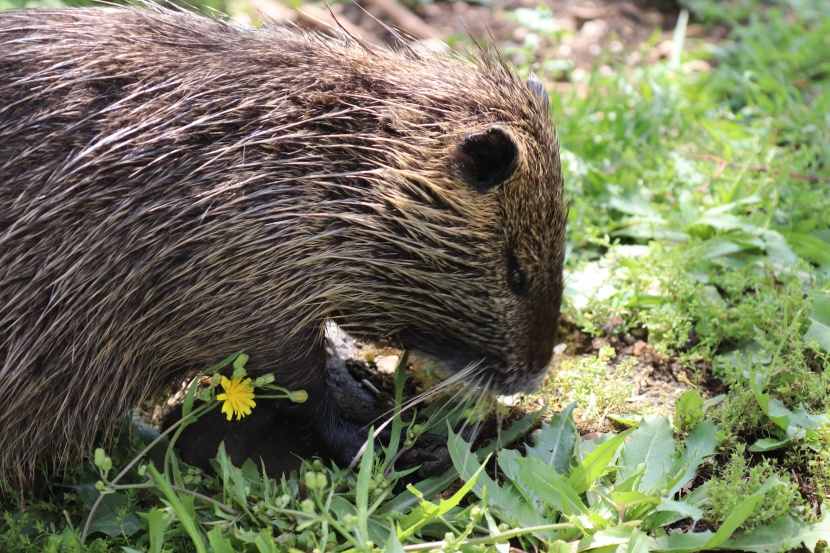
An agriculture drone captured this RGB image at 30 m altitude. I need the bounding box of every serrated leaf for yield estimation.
[514,456,588,517]
[750,370,829,440]
[577,524,649,552]
[654,498,704,521]
[448,430,551,535]
[253,529,278,553]
[380,407,545,514]
[567,429,633,494]
[666,420,718,497]
[140,508,170,553]
[607,490,661,512]
[206,526,236,553]
[618,417,675,493]
[748,437,791,452]
[694,213,757,232]
[646,484,709,530]
[479,404,548,459]
[525,402,577,474]
[497,448,522,481]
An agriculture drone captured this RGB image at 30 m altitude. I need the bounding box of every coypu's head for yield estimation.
[326,59,567,395]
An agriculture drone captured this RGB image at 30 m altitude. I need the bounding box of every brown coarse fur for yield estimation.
[0,3,566,477]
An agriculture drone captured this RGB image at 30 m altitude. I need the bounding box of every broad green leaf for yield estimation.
[645,484,709,530]
[380,405,545,514]
[607,490,660,512]
[614,223,690,243]
[82,490,142,538]
[699,237,753,259]
[665,420,718,497]
[385,527,405,553]
[804,291,830,352]
[568,429,633,495]
[748,436,791,452]
[498,448,523,481]
[786,233,830,269]
[514,456,588,517]
[577,524,648,552]
[653,498,704,521]
[253,529,278,553]
[550,540,576,553]
[694,213,757,232]
[676,189,700,226]
[448,430,552,536]
[628,527,651,553]
[608,192,659,217]
[761,230,799,265]
[480,405,549,459]
[526,402,578,474]
[617,417,674,493]
[139,508,170,553]
[699,195,763,215]
[750,370,829,440]
[206,526,236,553]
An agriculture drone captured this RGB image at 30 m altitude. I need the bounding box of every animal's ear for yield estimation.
[526,76,550,112]
[454,126,518,193]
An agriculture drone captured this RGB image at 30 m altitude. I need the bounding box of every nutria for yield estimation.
[0,3,566,476]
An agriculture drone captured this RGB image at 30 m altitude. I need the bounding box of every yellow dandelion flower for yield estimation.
[216,376,256,421]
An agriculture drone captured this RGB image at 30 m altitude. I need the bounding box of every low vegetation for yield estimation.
[2,0,829,551]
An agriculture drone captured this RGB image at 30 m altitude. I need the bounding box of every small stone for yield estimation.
[632,340,648,356]
[512,27,529,43]
[684,59,712,73]
[591,337,608,351]
[374,354,400,375]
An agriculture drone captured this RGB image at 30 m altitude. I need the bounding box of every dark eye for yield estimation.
[509,268,524,287]
[507,254,526,294]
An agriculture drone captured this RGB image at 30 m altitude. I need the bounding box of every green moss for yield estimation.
[547,346,637,422]
[706,444,801,531]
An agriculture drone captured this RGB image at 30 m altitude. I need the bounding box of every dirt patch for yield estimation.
[329,0,703,71]
[248,0,720,76]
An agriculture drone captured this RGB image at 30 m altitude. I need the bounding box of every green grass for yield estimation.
[2,0,830,551]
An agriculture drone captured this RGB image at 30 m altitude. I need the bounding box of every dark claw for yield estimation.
[389,433,452,477]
